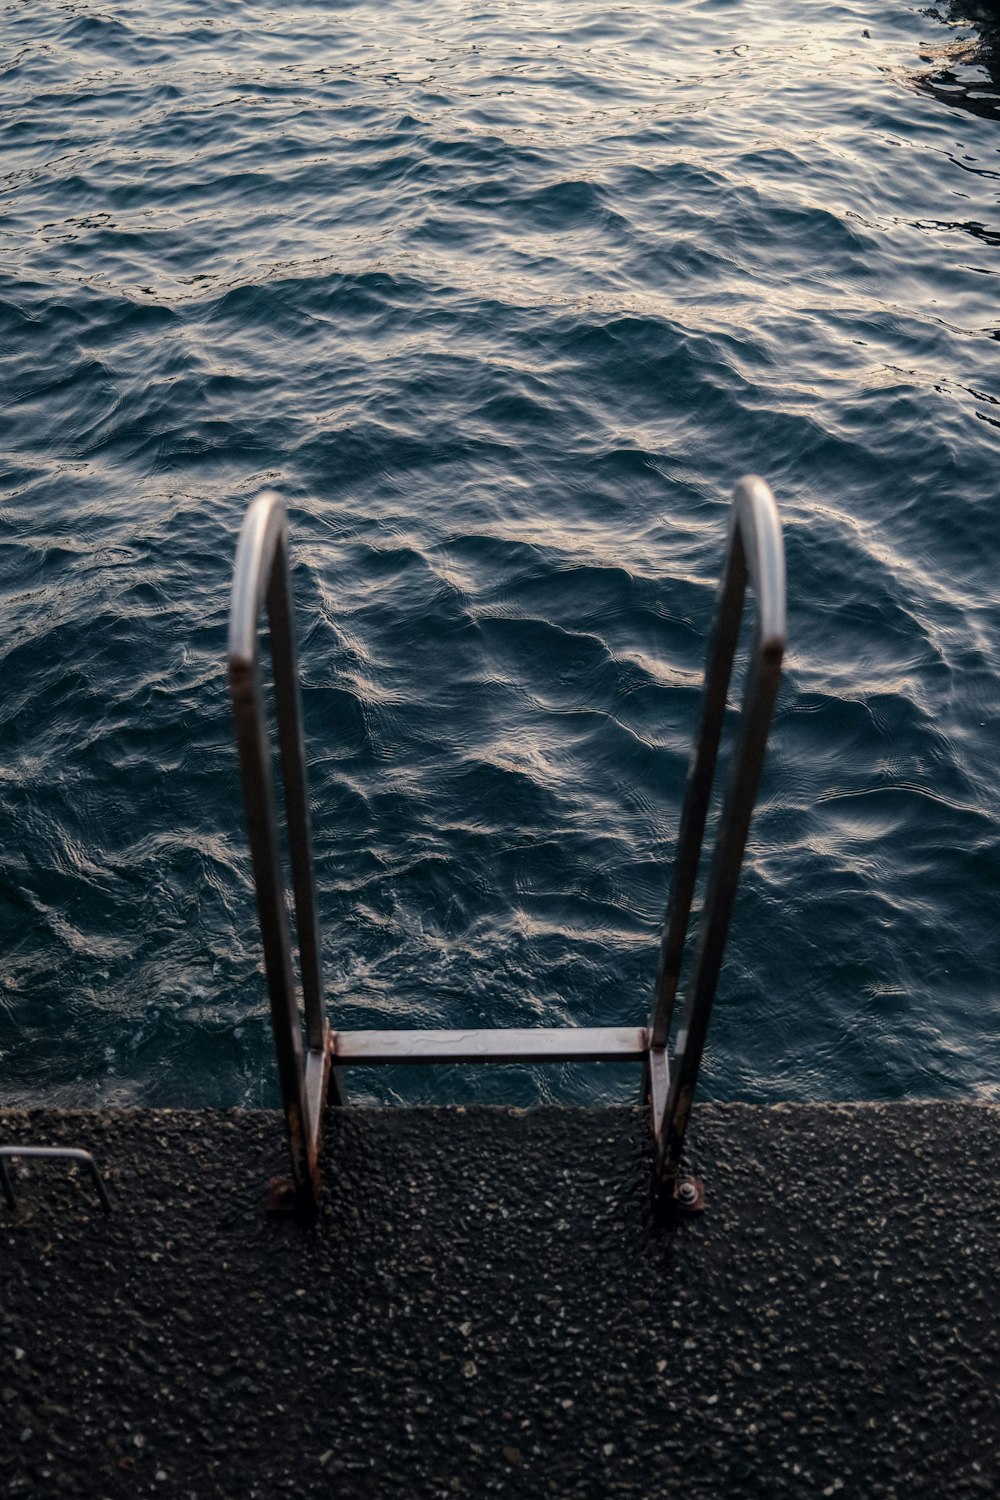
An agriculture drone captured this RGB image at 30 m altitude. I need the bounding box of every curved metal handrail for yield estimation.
[228,491,343,1216]
[647,475,786,1184]
[228,480,784,1217]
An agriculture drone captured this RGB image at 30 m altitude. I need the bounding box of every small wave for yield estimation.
[1,0,999,1108]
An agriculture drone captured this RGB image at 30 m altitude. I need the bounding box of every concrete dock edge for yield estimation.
[1,1101,998,1497]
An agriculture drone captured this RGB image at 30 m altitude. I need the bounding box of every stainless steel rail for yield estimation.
[228,491,345,1218]
[228,479,784,1216]
[646,475,786,1188]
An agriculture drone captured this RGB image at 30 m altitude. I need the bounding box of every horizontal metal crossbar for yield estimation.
[331,1026,649,1066]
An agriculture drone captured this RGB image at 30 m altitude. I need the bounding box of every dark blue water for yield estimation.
[2,0,999,1109]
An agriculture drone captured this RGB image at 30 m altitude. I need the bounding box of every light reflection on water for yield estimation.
[0,0,999,1109]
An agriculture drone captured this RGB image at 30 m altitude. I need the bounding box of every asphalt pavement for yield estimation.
[1,1101,997,1498]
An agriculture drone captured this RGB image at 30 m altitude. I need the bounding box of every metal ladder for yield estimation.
[228,478,785,1217]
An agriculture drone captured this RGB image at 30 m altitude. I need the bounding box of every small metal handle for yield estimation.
[0,1146,113,1214]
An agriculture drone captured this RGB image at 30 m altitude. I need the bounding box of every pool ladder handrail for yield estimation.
[228,479,785,1217]
[228,498,345,1209]
[646,476,786,1183]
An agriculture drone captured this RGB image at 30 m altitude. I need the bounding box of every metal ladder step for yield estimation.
[331,1025,649,1066]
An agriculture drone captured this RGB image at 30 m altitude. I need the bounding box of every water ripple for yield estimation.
[1,0,999,1108]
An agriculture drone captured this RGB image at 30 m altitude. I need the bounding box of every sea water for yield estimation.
[1,0,999,1108]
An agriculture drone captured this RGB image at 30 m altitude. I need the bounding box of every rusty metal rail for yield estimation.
[228,480,785,1217]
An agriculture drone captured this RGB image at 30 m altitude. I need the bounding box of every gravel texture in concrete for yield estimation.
[1,1102,998,1498]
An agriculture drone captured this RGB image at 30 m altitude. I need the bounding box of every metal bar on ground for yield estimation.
[0,1146,113,1213]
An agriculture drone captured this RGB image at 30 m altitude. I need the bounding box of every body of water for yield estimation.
[2,0,999,1108]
